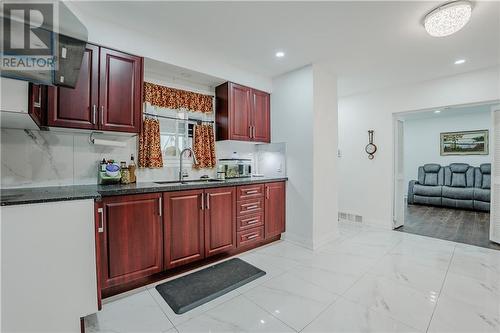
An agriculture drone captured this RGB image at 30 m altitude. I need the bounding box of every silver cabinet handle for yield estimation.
[92,105,97,124]
[201,193,204,210]
[249,125,252,138]
[97,208,104,233]
[100,106,104,125]
[253,126,256,138]
[246,219,259,225]
[247,234,259,240]
[266,187,270,199]
[246,190,258,194]
[158,197,162,216]
[246,205,259,210]
[206,193,210,209]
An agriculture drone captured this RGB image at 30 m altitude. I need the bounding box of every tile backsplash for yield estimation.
[1,128,286,188]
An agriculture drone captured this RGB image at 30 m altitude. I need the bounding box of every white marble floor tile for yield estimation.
[302,297,420,333]
[286,264,360,295]
[175,296,294,333]
[147,286,241,327]
[343,274,437,331]
[449,248,500,282]
[387,240,454,271]
[254,240,318,264]
[440,272,500,312]
[319,238,394,259]
[243,271,338,331]
[454,243,500,259]
[367,255,447,295]
[301,252,379,276]
[85,290,173,333]
[428,295,500,333]
[348,230,403,247]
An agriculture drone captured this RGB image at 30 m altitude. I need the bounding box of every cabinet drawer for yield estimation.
[237,213,264,231]
[237,198,264,216]
[237,184,264,200]
[237,227,264,248]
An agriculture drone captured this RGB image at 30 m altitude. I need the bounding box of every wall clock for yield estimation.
[365,130,377,160]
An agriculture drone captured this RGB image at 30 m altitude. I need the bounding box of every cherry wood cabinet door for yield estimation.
[99,47,143,133]
[251,89,270,143]
[100,193,163,289]
[163,190,205,269]
[204,187,236,257]
[47,44,99,129]
[264,182,286,239]
[229,83,252,141]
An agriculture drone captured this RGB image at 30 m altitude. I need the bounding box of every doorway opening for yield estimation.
[392,101,500,250]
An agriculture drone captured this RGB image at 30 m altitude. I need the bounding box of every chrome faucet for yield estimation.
[179,147,197,182]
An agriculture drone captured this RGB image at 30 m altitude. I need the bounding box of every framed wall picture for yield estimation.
[440,130,489,156]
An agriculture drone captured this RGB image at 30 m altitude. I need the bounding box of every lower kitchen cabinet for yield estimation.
[98,181,286,297]
[265,182,286,239]
[163,190,205,269]
[204,187,236,257]
[98,193,163,289]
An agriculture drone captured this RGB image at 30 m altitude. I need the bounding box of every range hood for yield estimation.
[0,1,88,88]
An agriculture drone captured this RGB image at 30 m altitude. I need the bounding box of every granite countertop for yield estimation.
[0,177,288,206]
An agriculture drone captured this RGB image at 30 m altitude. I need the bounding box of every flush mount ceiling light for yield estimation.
[454,59,466,64]
[275,51,285,58]
[424,1,473,37]
[434,110,442,114]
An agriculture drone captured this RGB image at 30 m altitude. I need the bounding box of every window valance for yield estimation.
[143,82,213,113]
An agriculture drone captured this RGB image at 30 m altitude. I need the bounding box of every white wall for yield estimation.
[338,67,500,229]
[312,64,339,247]
[271,64,338,249]
[272,66,314,247]
[404,110,492,186]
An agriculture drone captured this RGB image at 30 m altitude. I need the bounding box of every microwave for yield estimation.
[218,159,252,178]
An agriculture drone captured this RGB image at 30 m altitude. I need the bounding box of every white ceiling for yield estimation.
[71,1,500,96]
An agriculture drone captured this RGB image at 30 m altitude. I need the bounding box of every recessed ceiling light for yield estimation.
[434,110,441,114]
[454,59,466,65]
[275,51,285,58]
[424,1,473,37]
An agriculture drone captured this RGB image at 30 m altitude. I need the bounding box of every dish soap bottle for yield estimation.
[129,154,137,183]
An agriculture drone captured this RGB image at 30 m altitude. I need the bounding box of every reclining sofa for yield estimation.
[408,163,491,212]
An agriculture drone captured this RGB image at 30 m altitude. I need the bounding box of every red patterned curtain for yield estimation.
[193,124,216,169]
[138,118,163,168]
[144,82,213,113]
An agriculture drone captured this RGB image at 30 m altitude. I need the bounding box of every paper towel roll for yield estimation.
[91,138,126,147]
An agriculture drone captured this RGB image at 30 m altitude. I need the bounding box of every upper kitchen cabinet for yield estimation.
[216,82,271,143]
[45,43,143,133]
[0,78,43,130]
[251,89,271,142]
[47,44,99,130]
[99,47,143,133]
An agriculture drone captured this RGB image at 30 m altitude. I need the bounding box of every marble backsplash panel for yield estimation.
[1,129,284,188]
[1,129,136,188]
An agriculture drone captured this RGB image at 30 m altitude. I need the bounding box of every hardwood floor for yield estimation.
[396,204,500,250]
